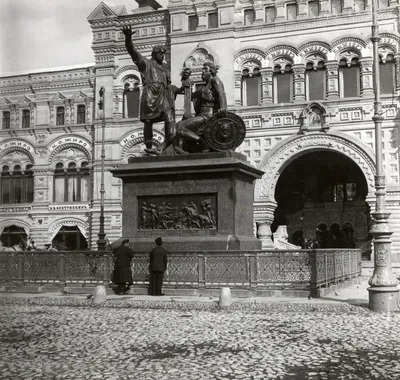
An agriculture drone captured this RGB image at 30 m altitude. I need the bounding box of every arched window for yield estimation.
[53,161,90,203]
[339,56,361,98]
[2,111,10,129]
[22,110,30,128]
[0,225,27,248]
[273,63,293,103]
[56,107,65,126]
[123,78,140,118]
[77,105,86,124]
[306,61,326,101]
[52,226,88,251]
[379,54,395,95]
[0,164,33,205]
[242,67,261,106]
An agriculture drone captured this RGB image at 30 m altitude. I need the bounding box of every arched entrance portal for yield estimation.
[272,151,371,250]
[52,226,88,251]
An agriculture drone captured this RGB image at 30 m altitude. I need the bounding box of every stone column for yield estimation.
[297,1,308,18]
[29,102,35,128]
[70,100,75,124]
[293,65,306,102]
[113,86,124,118]
[275,1,285,21]
[325,61,340,100]
[360,58,374,97]
[395,54,400,95]
[261,68,273,104]
[234,71,242,107]
[48,101,54,127]
[64,100,70,125]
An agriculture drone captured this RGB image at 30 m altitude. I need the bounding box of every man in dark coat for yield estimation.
[113,239,134,295]
[149,237,168,296]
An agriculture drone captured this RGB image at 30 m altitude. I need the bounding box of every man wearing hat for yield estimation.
[112,239,134,295]
[149,237,168,296]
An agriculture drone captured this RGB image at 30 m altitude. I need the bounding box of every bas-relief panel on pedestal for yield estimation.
[138,194,217,231]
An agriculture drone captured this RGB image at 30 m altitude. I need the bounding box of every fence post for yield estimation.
[59,252,66,288]
[249,253,257,289]
[103,253,110,286]
[309,250,318,298]
[17,252,24,286]
[198,254,205,288]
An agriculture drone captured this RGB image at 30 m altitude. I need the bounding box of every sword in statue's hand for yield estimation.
[181,68,192,120]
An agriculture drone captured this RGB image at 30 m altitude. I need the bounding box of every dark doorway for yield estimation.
[272,151,371,251]
[52,226,88,251]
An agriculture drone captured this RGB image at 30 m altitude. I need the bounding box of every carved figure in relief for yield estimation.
[122,26,188,150]
[140,202,151,230]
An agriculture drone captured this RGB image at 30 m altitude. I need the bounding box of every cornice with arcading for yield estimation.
[256,134,376,201]
[0,219,31,235]
[48,143,91,164]
[0,146,35,164]
[266,45,298,60]
[90,13,168,28]
[114,65,141,79]
[121,136,161,157]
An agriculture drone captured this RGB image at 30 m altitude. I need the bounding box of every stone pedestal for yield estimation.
[111,152,264,251]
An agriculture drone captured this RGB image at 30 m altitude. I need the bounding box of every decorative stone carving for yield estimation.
[184,47,215,71]
[299,102,329,133]
[234,48,266,71]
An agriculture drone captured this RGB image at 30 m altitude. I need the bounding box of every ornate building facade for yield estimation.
[1,0,400,260]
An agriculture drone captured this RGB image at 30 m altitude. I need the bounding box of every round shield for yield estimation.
[203,112,246,152]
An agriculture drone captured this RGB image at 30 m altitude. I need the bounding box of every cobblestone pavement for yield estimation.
[1,300,400,380]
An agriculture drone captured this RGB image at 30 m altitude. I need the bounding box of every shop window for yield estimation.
[56,106,65,126]
[244,9,255,25]
[208,12,218,28]
[53,162,90,203]
[339,58,360,98]
[286,3,297,20]
[379,55,395,95]
[0,225,27,248]
[265,6,276,23]
[306,62,326,100]
[52,226,88,251]
[273,65,293,103]
[77,105,86,124]
[0,164,33,205]
[189,15,199,31]
[2,111,10,129]
[242,68,261,106]
[22,110,30,128]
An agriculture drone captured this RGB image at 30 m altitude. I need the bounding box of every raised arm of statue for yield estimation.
[121,26,145,71]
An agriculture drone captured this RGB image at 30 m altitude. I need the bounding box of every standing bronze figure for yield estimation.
[121,26,188,150]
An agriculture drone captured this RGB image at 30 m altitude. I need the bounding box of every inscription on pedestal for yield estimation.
[138,194,217,231]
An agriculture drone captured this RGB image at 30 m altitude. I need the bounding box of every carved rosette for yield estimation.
[202,112,246,152]
[325,61,339,100]
[292,65,306,101]
[359,58,374,97]
[260,68,273,104]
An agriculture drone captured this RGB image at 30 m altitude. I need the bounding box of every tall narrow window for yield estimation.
[309,1,319,17]
[286,3,297,20]
[124,82,140,118]
[244,9,255,25]
[25,165,34,203]
[208,12,218,28]
[0,164,34,205]
[273,65,293,103]
[2,111,10,129]
[77,105,86,124]
[242,68,261,106]
[379,55,395,95]
[53,162,89,203]
[306,62,326,101]
[56,107,65,126]
[339,58,361,98]
[1,166,10,204]
[331,0,342,14]
[354,0,366,11]
[189,15,199,31]
[12,165,23,203]
[22,110,30,128]
[265,6,276,23]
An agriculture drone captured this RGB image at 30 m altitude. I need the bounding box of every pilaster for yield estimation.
[326,61,340,100]
[275,2,285,21]
[319,0,330,15]
[253,0,265,23]
[360,57,374,97]
[292,65,306,102]
[395,54,400,95]
[234,71,242,107]
[297,1,308,19]
[343,0,354,12]
[261,68,273,104]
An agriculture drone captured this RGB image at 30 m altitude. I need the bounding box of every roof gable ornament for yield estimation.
[87,1,118,21]
[49,92,69,101]
[71,90,88,100]
[0,97,13,106]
